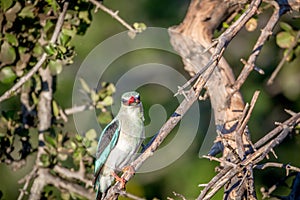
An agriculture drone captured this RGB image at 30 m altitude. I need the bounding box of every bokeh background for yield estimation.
[0,0,300,199]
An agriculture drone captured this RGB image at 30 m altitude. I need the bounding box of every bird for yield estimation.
[94,91,145,200]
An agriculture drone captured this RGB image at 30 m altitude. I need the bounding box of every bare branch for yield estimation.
[234,1,284,90]
[197,112,300,199]
[88,0,136,34]
[17,167,38,200]
[267,31,300,85]
[256,162,300,174]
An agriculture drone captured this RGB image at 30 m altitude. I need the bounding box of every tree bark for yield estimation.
[169,0,256,199]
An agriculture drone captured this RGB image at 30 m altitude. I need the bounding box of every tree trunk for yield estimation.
[169,0,256,199]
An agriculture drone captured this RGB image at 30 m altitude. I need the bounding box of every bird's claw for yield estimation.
[111,172,126,189]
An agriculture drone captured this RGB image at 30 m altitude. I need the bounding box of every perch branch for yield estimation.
[0,2,68,103]
[104,74,207,199]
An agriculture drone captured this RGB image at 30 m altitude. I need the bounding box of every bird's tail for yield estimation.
[96,191,103,200]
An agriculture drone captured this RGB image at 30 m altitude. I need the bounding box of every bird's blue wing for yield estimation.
[94,119,120,185]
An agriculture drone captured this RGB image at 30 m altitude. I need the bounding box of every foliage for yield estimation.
[0,0,299,200]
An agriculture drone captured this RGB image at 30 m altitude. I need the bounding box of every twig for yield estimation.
[0,2,69,103]
[255,162,300,174]
[88,0,136,33]
[17,166,38,200]
[118,190,145,200]
[53,161,93,188]
[42,168,95,199]
[172,191,187,200]
[267,30,300,85]
[235,91,260,159]
[202,155,237,167]
[234,1,285,91]
[254,112,300,149]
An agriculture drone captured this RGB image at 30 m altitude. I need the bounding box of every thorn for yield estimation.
[284,109,296,116]
[202,40,218,54]
[254,66,265,75]
[270,148,278,159]
[198,183,208,187]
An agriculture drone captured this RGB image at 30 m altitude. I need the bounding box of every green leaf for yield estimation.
[98,111,112,124]
[45,0,58,14]
[52,100,60,117]
[44,44,57,56]
[48,59,63,75]
[222,22,229,29]
[1,0,13,11]
[43,20,54,34]
[133,22,147,33]
[33,44,43,57]
[31,92,39,105]
[79,11,91,24]
[5,33,18,46]
[62,28,76,38]
[85,129,97,141]
[59,33,71,46]
[106,83,116,95]
[44,134,57,147]
[0,41,16,65]
[276,31,295,48]
[91,90,99,103]
[279,22,293,33]
[79,78,91,93]
[102,96,113,106]
[19,5,35,18]
[40,154,50,167]
[0,67,17,84]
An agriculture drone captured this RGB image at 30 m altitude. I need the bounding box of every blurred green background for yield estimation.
[1,0,300,199]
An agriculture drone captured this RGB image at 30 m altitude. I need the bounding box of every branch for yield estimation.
[0,2,69,103]
[234,1,288,90]
[197,112,300,200]
[255,162,300,174]
[267,30,300,85]
[17,166,38,200]
[170,0,261,94]
[53,161,93,188]
[88,0,136,34]
[43,168,95,199]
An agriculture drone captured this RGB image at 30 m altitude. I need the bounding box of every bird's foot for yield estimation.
[111,172,126,189]
[122,165,135,175]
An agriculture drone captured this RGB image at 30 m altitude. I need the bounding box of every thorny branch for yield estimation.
[104,73,207,200]
[234,1,285,91]
[197,112,300,200]
[88,0,137,34]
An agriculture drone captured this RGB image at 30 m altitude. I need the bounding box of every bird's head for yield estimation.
[121,91,141,106]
